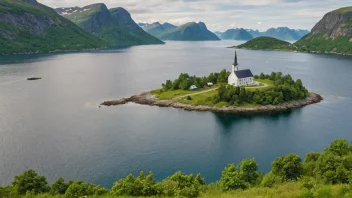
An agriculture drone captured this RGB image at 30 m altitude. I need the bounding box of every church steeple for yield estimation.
[232,51,239,73]
[234,51,238,66]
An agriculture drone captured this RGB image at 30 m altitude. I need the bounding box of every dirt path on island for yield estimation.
[246,83,269,89]
[174,88,218,99]
[173,82,269,99]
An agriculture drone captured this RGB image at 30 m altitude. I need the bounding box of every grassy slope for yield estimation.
[202,183,352,198]
[0,0,107,54]
[335,6,352,14]
[295,34,352,54]
[27,183,352,198]
[237,36,293,50]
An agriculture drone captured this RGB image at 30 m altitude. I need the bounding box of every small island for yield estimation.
[233,37,294,51]
[102,52,323,113]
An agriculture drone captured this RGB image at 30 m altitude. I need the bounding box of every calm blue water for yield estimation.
[0,41,351,188]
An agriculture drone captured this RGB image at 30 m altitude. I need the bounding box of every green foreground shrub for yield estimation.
[1,139,351,197]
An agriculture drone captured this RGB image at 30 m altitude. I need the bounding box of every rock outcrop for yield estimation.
[102,92,323,113]
[0,13,55,35]
[295,6,352,55]
[309,7,352,38]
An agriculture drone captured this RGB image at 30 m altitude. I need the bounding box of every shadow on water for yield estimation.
[212,110,298,131]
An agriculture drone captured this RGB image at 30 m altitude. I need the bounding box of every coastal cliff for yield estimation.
[295,6,352,54]
[101,92,323,113]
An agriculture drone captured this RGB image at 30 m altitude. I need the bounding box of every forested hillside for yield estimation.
[0,0,107,54]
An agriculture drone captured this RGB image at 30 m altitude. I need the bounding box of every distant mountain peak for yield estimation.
[89,3,108,8]
[221,28,253,40]
[197,22,207,30]
[162,22,176,30]
[152,22,162,26]
[145,21,219,41]
[109,7,131,17]
[162,22,173,26]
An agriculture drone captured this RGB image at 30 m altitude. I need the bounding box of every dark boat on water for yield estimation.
[27,77,42,80]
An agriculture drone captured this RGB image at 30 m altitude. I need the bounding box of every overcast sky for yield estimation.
[39,0,351,31]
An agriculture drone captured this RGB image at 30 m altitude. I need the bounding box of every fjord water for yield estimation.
[0,41,351,187]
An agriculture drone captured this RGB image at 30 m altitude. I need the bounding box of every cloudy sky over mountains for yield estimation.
[40,0,351,31]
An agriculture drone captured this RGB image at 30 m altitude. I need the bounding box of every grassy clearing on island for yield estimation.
[151,78,275,107]
[151,79,279,108]
[177,89,218,106]
[150,88,207,100]
[255,79,275,86]
[151,84,221,100]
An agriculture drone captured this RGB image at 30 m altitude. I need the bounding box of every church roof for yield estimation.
[235,69,253,78]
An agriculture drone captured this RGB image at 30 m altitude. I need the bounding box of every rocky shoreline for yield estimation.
[101,92,323,113]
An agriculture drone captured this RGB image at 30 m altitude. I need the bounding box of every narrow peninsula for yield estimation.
[102,52,323,113]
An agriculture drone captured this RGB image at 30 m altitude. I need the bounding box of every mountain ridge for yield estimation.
[157,22,220,41]
[218,27,309,41]
[55,3,163,47]
[0,0,107,54]
[139,21,219,41]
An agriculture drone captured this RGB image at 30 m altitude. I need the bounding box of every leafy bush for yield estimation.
[50,178,69,195]
[5,139,352,197]
[261,171,282,187]
[220,159,261,191]
[12,169,49,195]
[65,180,107,198]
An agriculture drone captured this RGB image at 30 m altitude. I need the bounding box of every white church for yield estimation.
[228,51,255,86]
